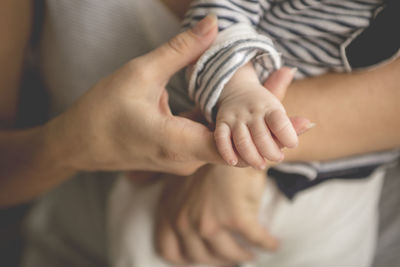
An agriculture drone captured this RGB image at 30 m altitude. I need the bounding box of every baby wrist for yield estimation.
[188,23,282,123]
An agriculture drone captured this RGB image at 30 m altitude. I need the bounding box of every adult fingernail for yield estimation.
[298,122,316,135]
[192,14,218,36]
[290,67,298,75]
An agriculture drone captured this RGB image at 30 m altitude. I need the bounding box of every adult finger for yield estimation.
[205,229,254,263]
[230,218,279,252]
[163,115,226,167]
[156,218,189,266]
[142,15,218,82]
[263,67,296,101]
[179,232,228,266]
[172,206,227,265]
[291,116,315,136]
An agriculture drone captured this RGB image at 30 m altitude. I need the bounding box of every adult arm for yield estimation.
[0,15,223,207]
[283,58,400,162]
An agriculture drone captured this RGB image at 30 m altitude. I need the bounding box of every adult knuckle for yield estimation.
[167,34,191,56]
[175,211,191,234]
[198,216,218,238]
[233,217,251,232]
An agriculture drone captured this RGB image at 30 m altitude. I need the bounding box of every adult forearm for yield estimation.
[284,58,400,162]
[0,123,76,207]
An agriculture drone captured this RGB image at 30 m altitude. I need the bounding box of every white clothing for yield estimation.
[108,170,384,267]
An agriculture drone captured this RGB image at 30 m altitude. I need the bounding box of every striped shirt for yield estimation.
[182,0,400,198]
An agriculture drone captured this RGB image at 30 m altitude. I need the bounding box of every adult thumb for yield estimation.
[263,67,296,101]
[142,15,218,82]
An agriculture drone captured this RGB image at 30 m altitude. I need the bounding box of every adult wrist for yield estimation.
[41,115,83,174]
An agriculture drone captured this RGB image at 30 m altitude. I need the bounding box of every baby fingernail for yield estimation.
[259,164,267,170]
[229,159,238,166]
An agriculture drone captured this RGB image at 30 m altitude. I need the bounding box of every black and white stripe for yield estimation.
[185,0,384,108]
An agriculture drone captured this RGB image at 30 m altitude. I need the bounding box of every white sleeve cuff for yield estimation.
[188,23,282,122]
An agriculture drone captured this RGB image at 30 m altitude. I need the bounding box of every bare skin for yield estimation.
[283,58,400,161]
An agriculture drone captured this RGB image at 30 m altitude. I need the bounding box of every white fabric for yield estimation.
[108,170,384,267]
[39,0,181,116]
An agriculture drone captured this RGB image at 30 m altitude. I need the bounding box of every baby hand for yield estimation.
[215,71,298,169]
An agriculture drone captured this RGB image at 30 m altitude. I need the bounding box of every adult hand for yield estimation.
[155,165,276,266]
[46,15,224,175]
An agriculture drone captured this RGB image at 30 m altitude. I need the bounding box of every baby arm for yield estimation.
[215,63,298,170]
[183,2,302,169]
